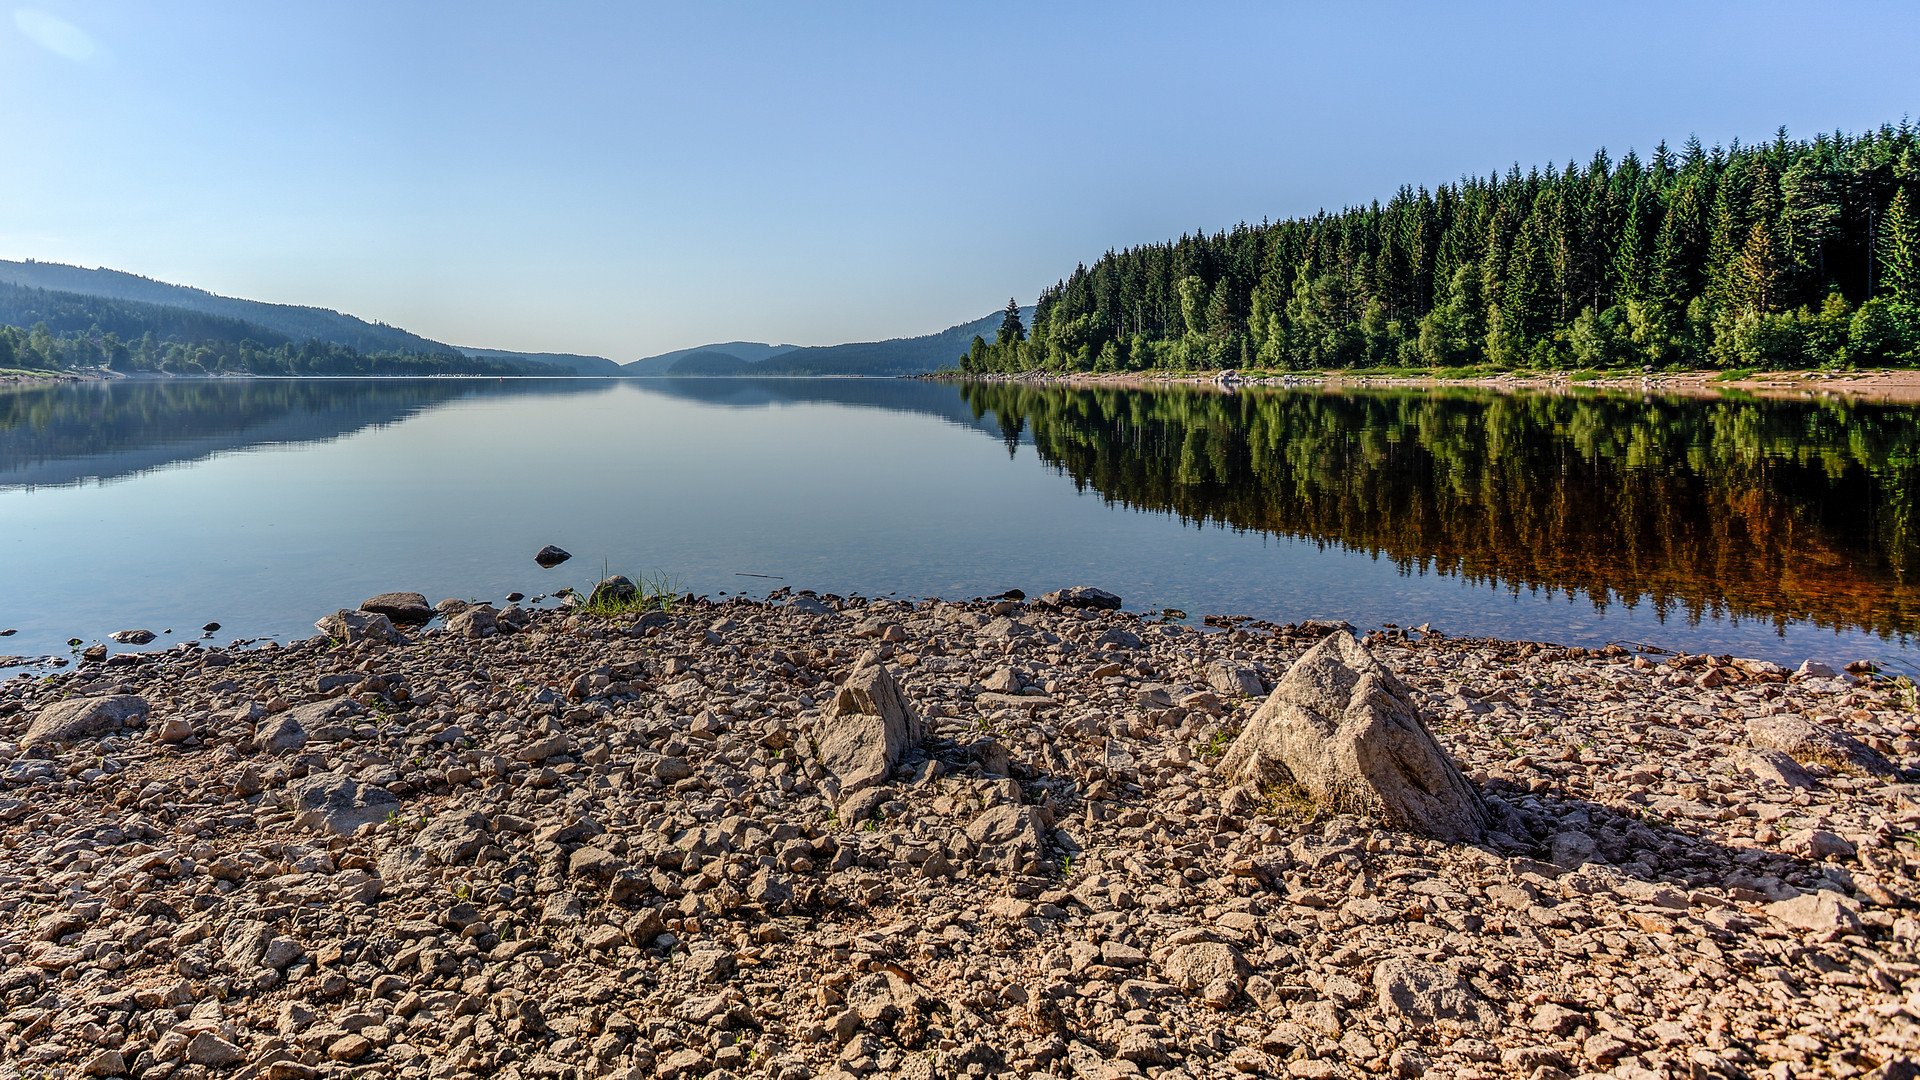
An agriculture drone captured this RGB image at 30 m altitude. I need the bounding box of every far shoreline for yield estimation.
[921,366,1920,404]
[11,365,1920,402]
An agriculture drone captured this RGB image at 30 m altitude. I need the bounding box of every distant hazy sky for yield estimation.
[2,2,1916,360]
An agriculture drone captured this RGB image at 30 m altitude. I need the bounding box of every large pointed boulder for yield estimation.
[812,662,923,799]
[1217,632,1490,842]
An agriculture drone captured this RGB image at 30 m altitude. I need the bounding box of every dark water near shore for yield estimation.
[0,376,1914,667]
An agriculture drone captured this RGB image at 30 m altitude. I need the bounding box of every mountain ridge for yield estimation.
[643,307,1036,377]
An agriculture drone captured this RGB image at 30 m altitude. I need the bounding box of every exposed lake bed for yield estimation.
[3,583,1919,1078]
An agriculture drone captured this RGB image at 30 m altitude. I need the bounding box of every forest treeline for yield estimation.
[0,281,558,377]
[956,382,1920,637]
[962,122,1920,374]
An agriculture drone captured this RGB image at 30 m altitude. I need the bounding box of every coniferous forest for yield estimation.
[962,123,1920,374]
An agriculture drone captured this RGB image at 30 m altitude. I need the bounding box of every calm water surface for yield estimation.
[0,376,1914,667]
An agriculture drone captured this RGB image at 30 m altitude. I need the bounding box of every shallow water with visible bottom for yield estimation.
[0,376,1914,669]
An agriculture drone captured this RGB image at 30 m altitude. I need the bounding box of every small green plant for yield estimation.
[451,882,472,902]
[577,561,683,619]
[1196,728,1238,759]
[1060,854,1074,876]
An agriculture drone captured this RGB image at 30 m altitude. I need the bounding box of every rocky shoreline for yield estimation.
[920,368,1920,404]
[3,586,1920,1080]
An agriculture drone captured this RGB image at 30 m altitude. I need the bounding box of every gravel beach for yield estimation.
[3,587,1918,1080]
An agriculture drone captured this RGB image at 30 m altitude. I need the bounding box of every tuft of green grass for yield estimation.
[1713,367,1761,382]
[576,561,682,619]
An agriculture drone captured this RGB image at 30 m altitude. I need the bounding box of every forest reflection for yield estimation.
[956,382,1919,639]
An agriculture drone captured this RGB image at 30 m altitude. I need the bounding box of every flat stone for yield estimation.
[360,591,432,624]
[1765,890,1862,932]
[22,695,150,749]
[1373,958,1501,1030]
[285,770,400,836]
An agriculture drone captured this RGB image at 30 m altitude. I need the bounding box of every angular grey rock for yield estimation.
[1217,632,1490,842]
[417,809,489,864]
[222,920,271,969]
[1747,713,1895,777]
[80,1049,126,1076]
[535,545,572,567]
[22,695,150,749]
[1158,941,1250,991]
[1765,890,1862,932]
[812,663,922,798]
[785,595,834,617]
[1795,660,1838,680]
[186,1032,244,1066]
[1738,747,1817,790]
[1207,661,1266,697]
[285,770,400,836]
[1550,830,1597,869]
[1373,958,1500,1030]
[377,845,433,884]
[1041,586,1123,610]
[257,699,356,754]
[1097,626,1143,650]
[964,804,1048,854]
[1794,829,1857,860]
[109,629,156,645]
[314,609,403,645]
[359,592,432,624]
[446,605,499,639]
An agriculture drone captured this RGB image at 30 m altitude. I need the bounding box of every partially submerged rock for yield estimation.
[1217,631,1490,842]
[358,591,433,625]
[534,544,572,567]
[314,609,403,646]
[1040,586,1122,610]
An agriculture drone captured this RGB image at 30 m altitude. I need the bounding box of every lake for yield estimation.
[0,376,1914,669]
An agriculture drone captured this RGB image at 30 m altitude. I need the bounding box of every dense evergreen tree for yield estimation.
[995,298,1027,346]
[962,121,1920,373]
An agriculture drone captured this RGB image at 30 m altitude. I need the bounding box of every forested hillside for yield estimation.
[964,123,1920,373]
[0,281,559,377]
[0,260,448,355]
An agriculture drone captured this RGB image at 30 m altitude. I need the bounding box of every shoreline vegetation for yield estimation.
[15,364,1920,405]
[925,364,1920,404]
[4,584,1920,1078]
[958,122,1920,380]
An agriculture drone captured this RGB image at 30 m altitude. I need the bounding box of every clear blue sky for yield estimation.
[2,2,1916,361]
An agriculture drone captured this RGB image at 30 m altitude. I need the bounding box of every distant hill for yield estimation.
[631,309,1035,378]
[0,280,293,348]
[455,347,622,376]
[0,259,621,374]
[751,308,1033,376]
[0,259,448,354]
[667,349,757,376]
[624,341,798,376]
